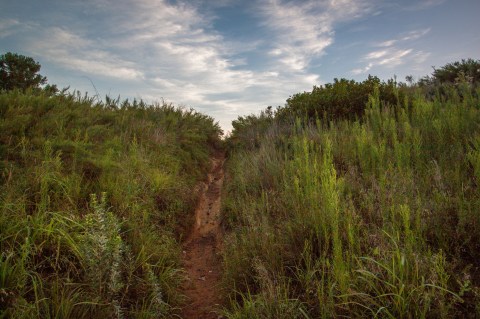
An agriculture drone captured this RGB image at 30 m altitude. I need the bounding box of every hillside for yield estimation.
[0,89,222,318]
[220,77,480,318]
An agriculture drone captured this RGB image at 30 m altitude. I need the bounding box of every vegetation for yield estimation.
[0,52,48,92]
[3,51,480,319]
[278,76,402,122]
[419,58,480,87]
[221,61,480,318]
[432,58,480,84]
[0,87,222,317]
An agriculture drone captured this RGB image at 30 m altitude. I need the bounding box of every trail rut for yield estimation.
[180,152,225,319]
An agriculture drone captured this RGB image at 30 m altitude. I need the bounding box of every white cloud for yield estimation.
[352,47,413,74]
[412,51,431,64]
[28,27,144,80]
[259,0,373,72]
[352,62,373,75]
[353,28,431,75]
[88,0,328,125]
[366,50,388,60]
[377,39,396,47]
[401,28,431,41]
[375,28,430,47]
[0,19,20,38]
[13,0,376,131]
[377,49,412,66]
[402,0,446,11]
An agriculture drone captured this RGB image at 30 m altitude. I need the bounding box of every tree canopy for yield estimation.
[433,58,480,83]
[419,58,480,86]
[0,52,47,91]
[277,75,402,122]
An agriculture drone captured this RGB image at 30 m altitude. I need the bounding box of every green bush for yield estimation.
[277,75,403,122]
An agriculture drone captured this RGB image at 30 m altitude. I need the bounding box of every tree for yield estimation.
[432,58,480,84]
[0,52,47,91]
[405,75,415,86]
[282,75,401,122]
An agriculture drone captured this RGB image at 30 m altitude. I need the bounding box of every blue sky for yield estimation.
[1,0,479,131]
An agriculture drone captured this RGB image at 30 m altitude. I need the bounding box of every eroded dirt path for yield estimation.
[180,152,225,319]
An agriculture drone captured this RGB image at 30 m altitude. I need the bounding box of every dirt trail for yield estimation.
[180,152,225,319]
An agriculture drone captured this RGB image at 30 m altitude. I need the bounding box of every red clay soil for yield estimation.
[180,152,225,319]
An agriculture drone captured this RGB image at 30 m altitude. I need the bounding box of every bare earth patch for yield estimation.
[180,152,225,319]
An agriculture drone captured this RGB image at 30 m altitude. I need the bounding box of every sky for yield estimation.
[1,0,479,132]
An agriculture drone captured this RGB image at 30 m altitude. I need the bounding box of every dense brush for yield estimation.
[221,82,480,318]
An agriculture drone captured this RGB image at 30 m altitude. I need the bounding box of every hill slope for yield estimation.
[221,84,480,318]
[0,90,222,318]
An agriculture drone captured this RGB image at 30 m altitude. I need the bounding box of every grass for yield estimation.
[221,83,480,318]
[0,89,222,318]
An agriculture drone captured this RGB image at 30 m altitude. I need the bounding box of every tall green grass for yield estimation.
[221,84,480,318]
[0,89,222,318]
